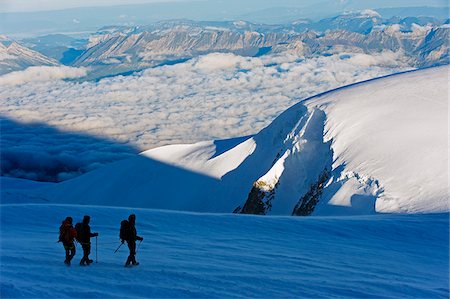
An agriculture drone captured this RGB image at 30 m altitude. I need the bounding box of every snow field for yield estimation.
[1,204,448,298]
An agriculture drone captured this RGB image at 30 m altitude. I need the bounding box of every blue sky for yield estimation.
[1,0,448,13]
[1,0,183,12]
[0,0,447,37]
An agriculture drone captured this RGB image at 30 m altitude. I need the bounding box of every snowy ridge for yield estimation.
[6,66,448,215]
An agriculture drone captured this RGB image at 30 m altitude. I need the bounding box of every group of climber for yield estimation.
[58,214,143,267]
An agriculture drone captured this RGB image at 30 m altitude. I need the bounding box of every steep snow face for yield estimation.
[305,66,448,214]
[8,66,448,215]
[239,108,333,215]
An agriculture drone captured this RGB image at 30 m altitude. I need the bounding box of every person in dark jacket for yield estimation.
[59,216,77,266]
[78,215,99,266]
[123,214,143,267]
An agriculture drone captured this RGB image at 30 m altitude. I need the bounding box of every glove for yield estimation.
[121,239,125,244]
[138,236,143,241]
[93,233,99,237]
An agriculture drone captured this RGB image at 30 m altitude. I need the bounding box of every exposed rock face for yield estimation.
[240,180,279,215]
[292,169,330,216]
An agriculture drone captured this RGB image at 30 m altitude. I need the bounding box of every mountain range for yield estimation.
[1,10,448,79]
[72,13,449,79]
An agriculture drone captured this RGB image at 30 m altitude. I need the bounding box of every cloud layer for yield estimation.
[0,51,412,181]
[0,66,87,86]
[0,117,137,182]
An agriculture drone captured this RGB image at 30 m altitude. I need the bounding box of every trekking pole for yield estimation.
[136,240,143,253]
[114,243,123,253]
[95,236,98,263]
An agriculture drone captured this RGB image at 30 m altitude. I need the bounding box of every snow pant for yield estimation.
[80,243,92,265]
[63,243,76,263]
[125,240,137,265]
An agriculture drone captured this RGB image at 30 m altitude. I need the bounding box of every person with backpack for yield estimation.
[120,214,143,267]
[59,216,77,266]
[75,215,99,266]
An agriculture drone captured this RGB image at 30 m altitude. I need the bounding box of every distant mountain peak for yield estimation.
[0,37,58,75]
[340,9,382,19]
[360,9,382,18]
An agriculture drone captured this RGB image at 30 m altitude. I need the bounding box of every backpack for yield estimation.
[59,221,76,243]
[120,220,130,241]
[75,222,84,243]
[58,223,66,242]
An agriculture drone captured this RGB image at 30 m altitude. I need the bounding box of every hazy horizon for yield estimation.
[1,0,448,38]
[1,0,448,13]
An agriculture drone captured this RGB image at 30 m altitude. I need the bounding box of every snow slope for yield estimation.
[1,204,448,298]
[307,66,449,214]
[4,66,448,215]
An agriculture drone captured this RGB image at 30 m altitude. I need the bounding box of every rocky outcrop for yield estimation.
[239,180,279,215]
[292,169,330,216]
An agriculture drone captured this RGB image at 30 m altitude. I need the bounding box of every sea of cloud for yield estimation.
[0,66,87,86]
[0,51,413,181]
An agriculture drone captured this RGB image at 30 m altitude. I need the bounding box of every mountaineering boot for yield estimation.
[131,255,139,266]
[88,259,94,264]
[125,255,133,267]
[64,259,71,266]
[80,261,86,266]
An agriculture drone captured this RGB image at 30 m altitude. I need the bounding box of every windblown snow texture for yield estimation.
[0,205,448,298]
